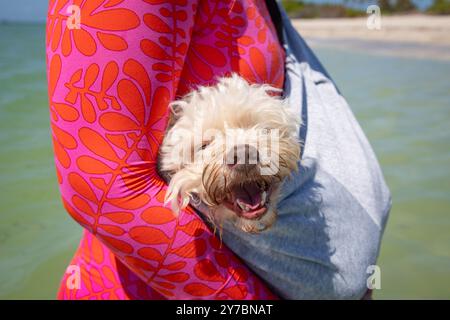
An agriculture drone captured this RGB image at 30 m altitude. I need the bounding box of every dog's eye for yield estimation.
[199,141,211,150]
[261,128,271,135]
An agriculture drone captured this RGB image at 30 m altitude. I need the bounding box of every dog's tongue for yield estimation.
[232,182,261,208]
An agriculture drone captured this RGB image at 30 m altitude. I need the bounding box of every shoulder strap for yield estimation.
[264,0,284,46]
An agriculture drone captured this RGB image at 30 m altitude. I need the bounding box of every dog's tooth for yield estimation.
[261,191,267,205]
[256,222,267,231]
[237,199,254,212]
[237,199,246,211]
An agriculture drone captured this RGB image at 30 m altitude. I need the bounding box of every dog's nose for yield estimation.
[226,144,259,170]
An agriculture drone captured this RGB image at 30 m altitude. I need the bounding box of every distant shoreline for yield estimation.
[293,14,450,61]
[1,15,450,61]
[292,14,450,46]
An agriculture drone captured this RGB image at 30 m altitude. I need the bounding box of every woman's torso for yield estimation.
[177,0,285,95]
[56,0,286,300]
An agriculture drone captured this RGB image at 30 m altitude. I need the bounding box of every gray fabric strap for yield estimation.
[213,4,392,299]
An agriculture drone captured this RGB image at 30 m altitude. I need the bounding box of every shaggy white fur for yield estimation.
[158,74,301,233]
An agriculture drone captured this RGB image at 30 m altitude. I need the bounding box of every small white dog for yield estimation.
[158,74,301,233]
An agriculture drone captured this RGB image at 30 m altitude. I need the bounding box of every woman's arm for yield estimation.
[47,0,275,299]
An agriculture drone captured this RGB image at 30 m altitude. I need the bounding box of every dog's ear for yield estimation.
[167,101,186,128]
[167,101,184,129]
[169,101,185,120]
[164,181,191,217]
[263,85,282,97]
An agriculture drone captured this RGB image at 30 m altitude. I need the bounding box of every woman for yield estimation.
[47,0,284,299]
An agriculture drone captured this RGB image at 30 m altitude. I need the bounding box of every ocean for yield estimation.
[0,24,449,299]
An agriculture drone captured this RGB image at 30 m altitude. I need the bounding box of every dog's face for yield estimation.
[159,74,301,233]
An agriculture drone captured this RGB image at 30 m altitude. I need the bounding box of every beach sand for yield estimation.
[292,15,450,60]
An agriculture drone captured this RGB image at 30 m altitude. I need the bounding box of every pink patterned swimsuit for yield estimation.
[46,0,285,299]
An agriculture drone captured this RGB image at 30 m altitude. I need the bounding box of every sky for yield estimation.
[0,0,48,23]
[0,0,435,23]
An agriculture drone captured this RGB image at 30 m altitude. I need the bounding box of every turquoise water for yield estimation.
[313,45,450,299]
[0,24,80,299]
[0,24,449,299]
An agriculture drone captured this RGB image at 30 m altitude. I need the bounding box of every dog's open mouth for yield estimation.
[224,181,271,220]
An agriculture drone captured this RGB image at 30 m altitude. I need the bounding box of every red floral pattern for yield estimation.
[47,0,285,299]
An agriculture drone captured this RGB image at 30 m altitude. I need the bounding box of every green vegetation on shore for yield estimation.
[427,0,450,14]
[282,1,365,18]
[282,0,450,18]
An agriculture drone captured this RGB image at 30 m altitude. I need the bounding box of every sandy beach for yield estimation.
[292,15,450,60]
